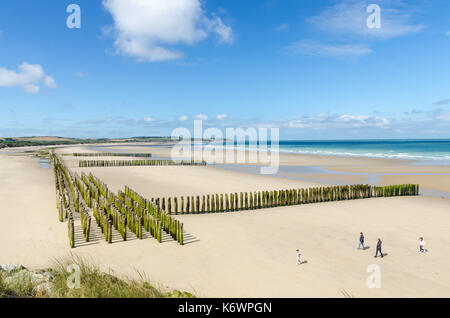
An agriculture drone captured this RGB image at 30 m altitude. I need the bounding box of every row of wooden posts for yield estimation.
[123,187,184,245]
[76,171,184,245]
[77,172,126,243]
[53,153,185,246]
[54,152,114,246]
[79,203,92,242]
[78,159,207,168]
[73,152,153,157]
[61,163,93,243]
[55,164,68,222]
[110,191,144,240]
[54,155,77,211]
[146,184,420,215]
[92,200,113,243]
[68,216,75,248]
[72,161,134,244]
[52,153,80,248]
[117,184,183,245]
[72,172,94,242]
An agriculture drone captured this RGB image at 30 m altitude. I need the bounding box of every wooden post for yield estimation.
[186,196,190,214]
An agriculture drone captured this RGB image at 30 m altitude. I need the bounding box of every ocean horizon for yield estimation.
[199,139,450,162]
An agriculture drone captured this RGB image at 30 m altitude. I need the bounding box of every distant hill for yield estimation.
[0,136,220,149]
[0,136,169,149]
[12,136,74,142]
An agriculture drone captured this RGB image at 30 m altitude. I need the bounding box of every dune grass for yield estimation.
[1,255,194,298]
[0,270,38,298]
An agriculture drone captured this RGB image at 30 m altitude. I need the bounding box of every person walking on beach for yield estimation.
[358,232,365,250]
[419,237,426,253]
[374,239,384,258]
[296,249,301,265]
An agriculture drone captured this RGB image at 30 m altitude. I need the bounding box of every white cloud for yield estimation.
[178,115,189,121]
[75,72,87,78]
[0,62,57,93]
[143,117,154,122]
[287,113,390,129]
[30,108,450,137]
[206,14,233,44]
[433,99,450,105]
[275,23,290,31]
[216,114,228,120]
[287,1,424,59]
[434,109,450,121]
[438,111,450,121]
[23,85,40,94]
[337,114,390,127]
[43,76,57,88]
[195,114,208,120]
[307,0,424,40]
[102,0,233,62]
[287,40,372,57]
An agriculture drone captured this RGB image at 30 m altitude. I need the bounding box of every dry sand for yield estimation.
[0,149,67,266]
[1,144,450,297]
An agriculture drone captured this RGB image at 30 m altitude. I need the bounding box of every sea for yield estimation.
[205,139,450,163]
[90,139,450,164]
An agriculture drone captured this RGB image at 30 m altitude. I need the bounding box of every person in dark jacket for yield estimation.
[358,232,365,249]
[374,238,384,258]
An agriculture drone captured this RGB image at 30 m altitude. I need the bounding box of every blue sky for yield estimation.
[0,0,449,139]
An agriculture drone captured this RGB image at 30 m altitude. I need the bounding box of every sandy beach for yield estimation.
[1,144,450,297]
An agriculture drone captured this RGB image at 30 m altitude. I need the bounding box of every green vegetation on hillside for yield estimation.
[0,138,107,149]
[0,136,220,149]
[0,137,173,149]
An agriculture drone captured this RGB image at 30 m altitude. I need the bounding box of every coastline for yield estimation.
[77,143,450,194]
[1,144,450,297]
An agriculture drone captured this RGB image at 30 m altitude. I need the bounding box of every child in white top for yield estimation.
[419,237,425,253]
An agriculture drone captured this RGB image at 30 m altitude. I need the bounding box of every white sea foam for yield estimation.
[202,143,450,162]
